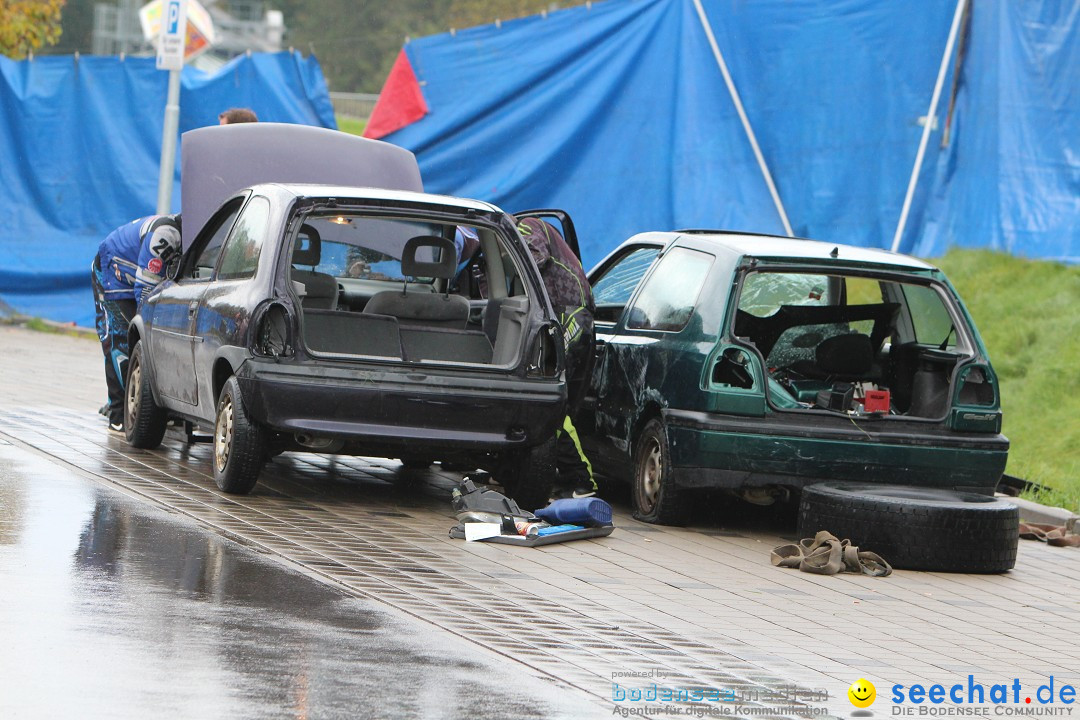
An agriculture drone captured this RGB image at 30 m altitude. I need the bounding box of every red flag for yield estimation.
[363,49,429,139]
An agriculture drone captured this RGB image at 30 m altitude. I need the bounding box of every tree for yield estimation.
[272,0,580,93]
[50,0,93,55]
[447,0,566,30]
[0,0,67,59]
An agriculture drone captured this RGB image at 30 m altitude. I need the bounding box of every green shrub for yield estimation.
[934,249,1080,512]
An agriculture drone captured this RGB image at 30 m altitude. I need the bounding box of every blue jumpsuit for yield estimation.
[92,215,181,427]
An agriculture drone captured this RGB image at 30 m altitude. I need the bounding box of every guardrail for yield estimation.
[329,92,379,120]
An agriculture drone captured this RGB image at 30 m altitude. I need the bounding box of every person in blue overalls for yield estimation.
[91,214,182,431]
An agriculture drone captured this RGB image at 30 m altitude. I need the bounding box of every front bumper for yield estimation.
[237,358,566,453]
[664,409,1009,493]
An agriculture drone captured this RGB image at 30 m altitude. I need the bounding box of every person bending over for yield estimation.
[91,214,181,431]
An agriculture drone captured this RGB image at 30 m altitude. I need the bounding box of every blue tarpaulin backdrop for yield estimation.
[2,1,1078,327]
[384,0,1078,269]
[0,50,335,326]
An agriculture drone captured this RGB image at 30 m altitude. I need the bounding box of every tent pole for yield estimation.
[890,0,968,253]
[692,0,793,237]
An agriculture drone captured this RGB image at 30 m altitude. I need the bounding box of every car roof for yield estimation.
[632,230,936,270]
[259,183,503,214]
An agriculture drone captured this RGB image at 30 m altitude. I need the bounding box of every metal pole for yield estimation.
[890,0,968,253]
[156,68,182,214]
[691,0,793,237]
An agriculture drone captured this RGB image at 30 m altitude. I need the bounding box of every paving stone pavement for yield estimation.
[2,326,1079,718]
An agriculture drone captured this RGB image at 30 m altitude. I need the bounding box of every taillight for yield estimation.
[252,302,294,358]
[955,364,996,406]
[527,323,562,377]
[950,364,1001,432]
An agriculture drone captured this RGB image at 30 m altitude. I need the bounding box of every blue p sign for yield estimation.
[166,0,180,33]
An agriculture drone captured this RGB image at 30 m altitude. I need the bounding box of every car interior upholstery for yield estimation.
[295,217,530,367]
[363,235,471,329]
[290,225,338,311]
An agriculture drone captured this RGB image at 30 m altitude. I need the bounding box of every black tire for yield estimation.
[500,438,556,512]
[124,340,167,449]
[798,482,1019,573]
[213,376,267,495]
[400,456,435,470]
[633,418,689,525]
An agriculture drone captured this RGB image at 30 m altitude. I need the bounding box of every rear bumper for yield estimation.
[237,359,565,452]
[664,409,1009,493]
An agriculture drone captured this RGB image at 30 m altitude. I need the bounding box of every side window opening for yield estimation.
[217,196,270,281]
[590,246,660,323]
[625,247,712,333]
[183,198,244,281]
[902,283,955,347]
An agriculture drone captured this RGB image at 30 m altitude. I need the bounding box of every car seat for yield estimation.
[291,225,338,310]
[363,235,470,329]
[815,333,878,381]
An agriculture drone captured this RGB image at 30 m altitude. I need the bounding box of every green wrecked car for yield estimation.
[580,231,1009,527]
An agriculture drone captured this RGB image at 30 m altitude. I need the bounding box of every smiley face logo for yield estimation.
[848,678,876,708]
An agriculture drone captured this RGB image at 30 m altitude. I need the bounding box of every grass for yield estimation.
[336,115,367,136]
[16,316,94,339]
[934,249,1080,512]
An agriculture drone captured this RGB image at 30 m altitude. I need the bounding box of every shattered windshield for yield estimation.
[592,247,660,306]
[739,272,831,317]
[735,270,961,368]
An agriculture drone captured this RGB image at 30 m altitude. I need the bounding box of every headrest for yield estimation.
[292,224,321,266]
[401,235,457,279]
[816,333,874,376]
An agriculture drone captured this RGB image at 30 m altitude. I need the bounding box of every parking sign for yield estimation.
[156,0,188,70]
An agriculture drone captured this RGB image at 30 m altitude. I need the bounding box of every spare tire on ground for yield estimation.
[798,482,1019,573]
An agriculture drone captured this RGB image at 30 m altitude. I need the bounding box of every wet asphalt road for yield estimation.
[17,327,1079,720]
[0,440,601,719]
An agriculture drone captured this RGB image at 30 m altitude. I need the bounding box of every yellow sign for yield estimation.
[139,0,215,63]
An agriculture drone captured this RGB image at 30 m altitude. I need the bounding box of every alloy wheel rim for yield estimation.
[640,437,662,512]
[126,358,140,428]
[215,397,234,473]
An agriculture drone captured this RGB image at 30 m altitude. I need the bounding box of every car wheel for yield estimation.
[500,438,556,512]
[633,418,688,525]
[798,482,1019,573]
[124,340,167,449]
[213,376,267,495]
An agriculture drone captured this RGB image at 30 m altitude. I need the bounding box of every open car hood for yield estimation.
[180,123,423,251]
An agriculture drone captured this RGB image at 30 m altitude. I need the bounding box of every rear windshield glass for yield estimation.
[293,214,470,283]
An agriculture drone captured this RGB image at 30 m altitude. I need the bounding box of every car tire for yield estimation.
[500,438,556,512]
[798,482,1019,573]
[213,376,267,495]
[633,418,689,526]
[400,456,435,470]
[124,340,167,449]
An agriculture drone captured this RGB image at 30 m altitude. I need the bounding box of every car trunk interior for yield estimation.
[726,270,995,420]
[288,212,532,367]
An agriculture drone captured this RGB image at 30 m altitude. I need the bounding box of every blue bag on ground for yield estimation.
[534,498,613,527]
